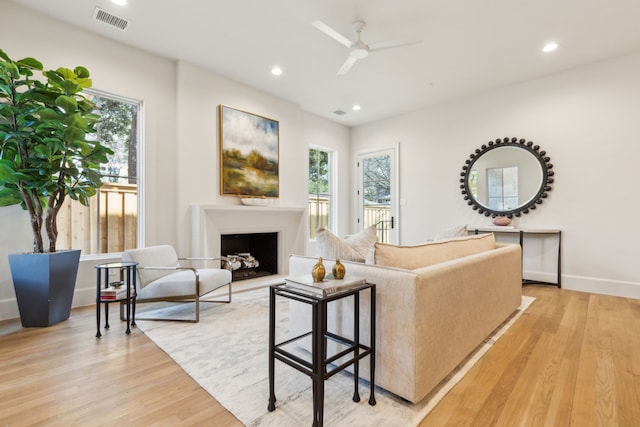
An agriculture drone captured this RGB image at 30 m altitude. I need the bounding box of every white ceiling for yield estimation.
[10,0,640,126]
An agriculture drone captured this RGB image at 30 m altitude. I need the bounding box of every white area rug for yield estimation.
[137,289,535,426]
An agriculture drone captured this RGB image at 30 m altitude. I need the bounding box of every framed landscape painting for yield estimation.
[219,105,279,197]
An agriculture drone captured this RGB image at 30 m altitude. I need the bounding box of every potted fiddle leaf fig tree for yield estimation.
[0,49,113,327]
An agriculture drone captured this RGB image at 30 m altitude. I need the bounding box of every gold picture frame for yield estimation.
[219,105,279,197]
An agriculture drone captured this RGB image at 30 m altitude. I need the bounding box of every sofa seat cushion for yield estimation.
[136,268,232,300]
[316,225,377,262]
[373,233,496,270]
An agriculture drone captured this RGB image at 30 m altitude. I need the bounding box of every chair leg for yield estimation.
[195,292,200,323]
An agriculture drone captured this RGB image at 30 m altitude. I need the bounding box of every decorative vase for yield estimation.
[311,257,326,282]
[332,259,346,280]
[493,216,512,226]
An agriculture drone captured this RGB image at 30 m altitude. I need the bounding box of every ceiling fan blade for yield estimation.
[369,39,422,52]
[312,20,353,48]
[337,56,358,75]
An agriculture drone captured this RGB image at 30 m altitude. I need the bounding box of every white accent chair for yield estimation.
[122,245,232,322]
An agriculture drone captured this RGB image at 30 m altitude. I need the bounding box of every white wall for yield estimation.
[173,61,351,257]
[0,2,177,320]
[351,52,640,298]
[0,2,350,322]
[301,113,352,254]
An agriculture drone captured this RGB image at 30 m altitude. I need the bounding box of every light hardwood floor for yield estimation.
[1,285,639,426]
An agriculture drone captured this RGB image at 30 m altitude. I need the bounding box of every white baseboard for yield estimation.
[561,275,640,299]
[523,270,559,286]
[523,269,640,299]
[0,298,20,322]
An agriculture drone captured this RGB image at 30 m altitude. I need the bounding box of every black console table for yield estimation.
[470,226,561,287]
[267,282,376,426]
[95,261,137,338]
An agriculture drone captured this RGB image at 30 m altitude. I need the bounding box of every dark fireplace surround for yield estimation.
[220,232,278,281]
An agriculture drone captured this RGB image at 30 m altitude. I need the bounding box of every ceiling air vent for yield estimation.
[93,7,130,31]
[333,109,347,116]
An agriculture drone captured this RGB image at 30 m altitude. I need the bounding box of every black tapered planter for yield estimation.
[9,250,81,327]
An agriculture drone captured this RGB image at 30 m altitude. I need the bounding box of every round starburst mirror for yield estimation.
[459,137,554,218]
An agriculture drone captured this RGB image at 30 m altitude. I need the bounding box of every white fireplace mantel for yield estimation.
[191,205,306,275]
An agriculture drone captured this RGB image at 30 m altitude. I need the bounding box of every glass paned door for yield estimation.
[357,147,398,244]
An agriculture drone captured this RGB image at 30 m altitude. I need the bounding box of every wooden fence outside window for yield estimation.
[308,197,391,242]
[57,183,137,255]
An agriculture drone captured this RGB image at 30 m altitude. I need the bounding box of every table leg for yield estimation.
[96,269,102,338]
[124,267,132,334]
[368,286,376,406]
[352,292,361,403]
[131,296,137,328]
[103,269,110,329]
[267,286,277,412]
[314,300,326,427]
[131,267,137,328]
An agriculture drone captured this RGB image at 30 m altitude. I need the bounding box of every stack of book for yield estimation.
[100,285,135,301]
[285,275,366,297]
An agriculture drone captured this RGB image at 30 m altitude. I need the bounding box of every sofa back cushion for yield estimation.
[373,233,496,270]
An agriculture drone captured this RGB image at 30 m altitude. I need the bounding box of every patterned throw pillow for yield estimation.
[316,226,378,263]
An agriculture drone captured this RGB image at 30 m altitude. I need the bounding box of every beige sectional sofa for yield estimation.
[287,233,522,403]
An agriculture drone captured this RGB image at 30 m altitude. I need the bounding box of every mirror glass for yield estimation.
[460,138,554,217]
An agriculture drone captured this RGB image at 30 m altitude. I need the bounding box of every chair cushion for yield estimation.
[136,268,232,300]
[122,245,181,288]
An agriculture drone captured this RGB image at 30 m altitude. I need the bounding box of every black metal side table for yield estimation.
[95,261,137,338]
[267,282,376,426]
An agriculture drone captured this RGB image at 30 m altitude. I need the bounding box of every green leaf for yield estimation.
[64,126,85,143]
[42,70,64,85]
[0,186,24,207]
[74,66,90,79]
[77,77,93,89]
[17,57,44,71]
[38,108,61,121]
[33,144,53,159]
[55,95,78,115]
[0,49,10,62]
[60,79,80,95]
[5,62,20,79]
[55,67,75,79]
[0,159,18,183]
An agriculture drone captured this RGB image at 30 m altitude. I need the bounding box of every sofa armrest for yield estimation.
[409,243,522,400]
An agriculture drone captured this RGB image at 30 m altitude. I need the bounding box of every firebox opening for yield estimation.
[220,232,278,281]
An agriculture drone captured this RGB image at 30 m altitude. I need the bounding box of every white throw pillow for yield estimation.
[434,224,468,241]
[316,226,378,262]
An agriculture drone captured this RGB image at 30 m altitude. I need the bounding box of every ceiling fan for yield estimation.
[312,20,421,75]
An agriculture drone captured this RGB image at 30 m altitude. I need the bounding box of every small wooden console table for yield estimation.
[470,227,562,288]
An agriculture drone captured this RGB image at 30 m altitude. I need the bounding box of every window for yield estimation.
[487,166,518,210]
[57,90,141,255]
[308,147,334,239]
[358,150,396,243]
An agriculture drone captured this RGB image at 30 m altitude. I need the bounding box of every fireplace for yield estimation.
[221,232,278,281]
[191,205,305,278]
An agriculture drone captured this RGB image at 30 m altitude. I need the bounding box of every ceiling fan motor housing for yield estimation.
[350,42,369,59]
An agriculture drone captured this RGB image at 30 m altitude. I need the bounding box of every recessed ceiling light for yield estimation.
[352,104,361,111]
[542,42,559,53]
[111,0,127,5]
[271,66,283,76]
